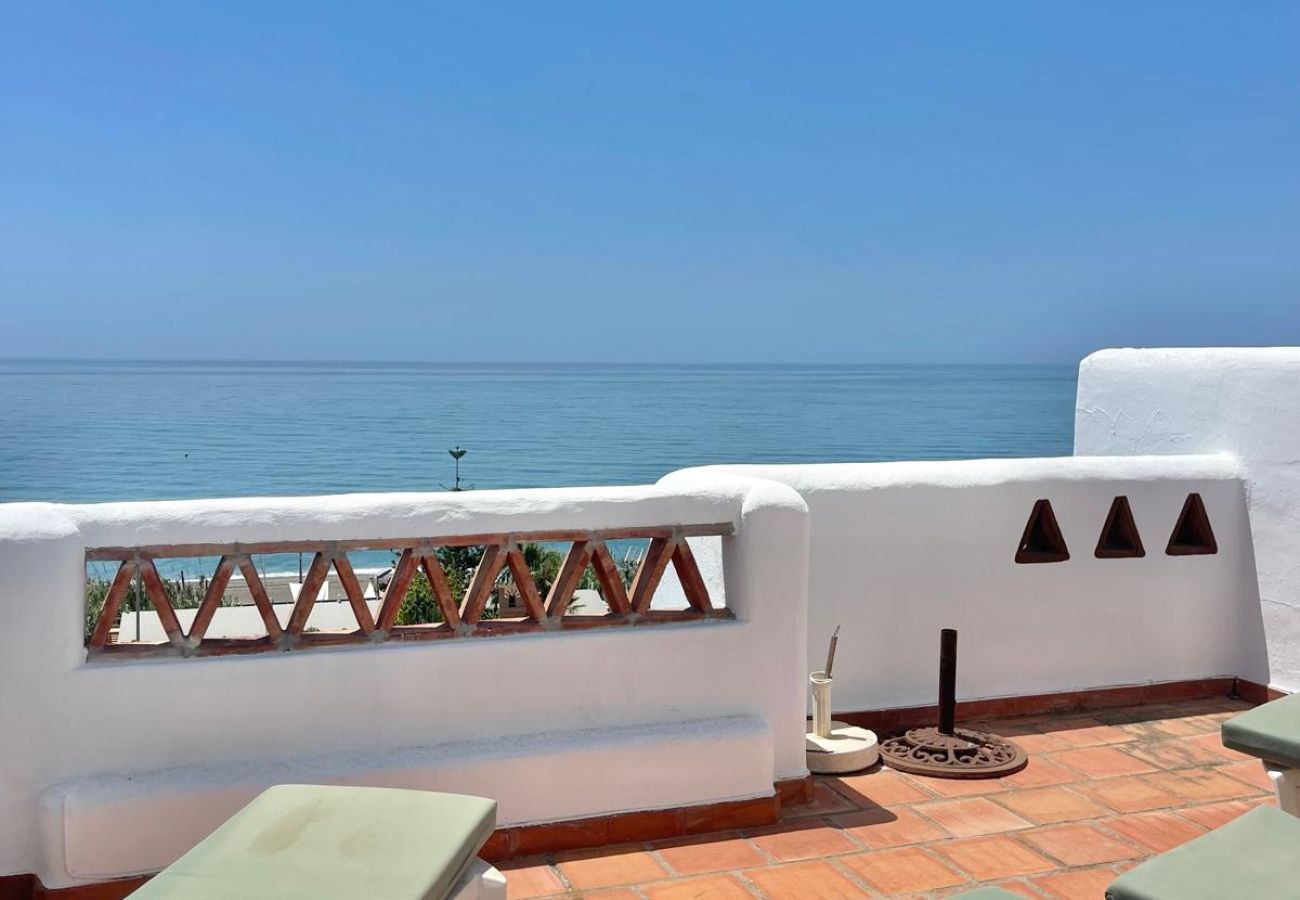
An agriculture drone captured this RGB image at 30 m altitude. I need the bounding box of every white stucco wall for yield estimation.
[6,346,1294,886]
[1076,347,1300,693]
[0,480,808,887]
[668,455,1262,714]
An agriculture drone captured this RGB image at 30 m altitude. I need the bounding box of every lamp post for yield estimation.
[448,446,467,492]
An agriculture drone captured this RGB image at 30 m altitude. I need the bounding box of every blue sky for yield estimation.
[2,2,1297,363]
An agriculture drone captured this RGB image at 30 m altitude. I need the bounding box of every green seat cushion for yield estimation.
[1221,692,1300,770]
[951,889,1026,899]
[129,784,497,900]
[1106,806,1300,900]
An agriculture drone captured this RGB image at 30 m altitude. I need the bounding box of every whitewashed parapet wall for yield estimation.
[665,455,1262,713]
[1077,347,1300,693]
[0,480,809,888]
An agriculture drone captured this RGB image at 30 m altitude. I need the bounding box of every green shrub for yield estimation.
[84,570,225,639]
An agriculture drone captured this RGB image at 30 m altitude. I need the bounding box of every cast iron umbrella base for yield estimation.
[879,724,1027,779]
[880,628,1028,779]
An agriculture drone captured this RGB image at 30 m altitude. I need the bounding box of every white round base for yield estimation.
[805,719,880,774]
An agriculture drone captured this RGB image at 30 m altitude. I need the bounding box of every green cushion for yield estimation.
[1221,692,1300,770]
[951,889,1026,899]
[1106,806,1300,900]
[129,784,497,900]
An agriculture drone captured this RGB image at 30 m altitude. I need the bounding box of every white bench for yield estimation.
[38,715,774,888]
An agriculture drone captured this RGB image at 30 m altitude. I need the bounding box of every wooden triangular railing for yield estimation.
[85,524,732,660]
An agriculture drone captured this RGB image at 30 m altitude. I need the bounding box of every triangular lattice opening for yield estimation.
[669,539,714,611]
[1167,493,1217,555]
[286,552,334,636]
[499,544,546,622]
[1095,496,1145,559]
[587,540,631,615]
[563,563,604,616]
[1015,499,1070,563]
[539,541,602,619]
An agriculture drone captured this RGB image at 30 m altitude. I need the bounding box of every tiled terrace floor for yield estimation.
[500,697,1277,899]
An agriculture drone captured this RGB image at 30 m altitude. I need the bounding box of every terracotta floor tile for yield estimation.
[1177,799,1259,830]
[981,884,1042,899]
[783,782,857,819]
[833,806,950,848]
[970,717,1047,735]
[1201,697,1252,712]
[1122,738,1232,770]
[903,772,1012,797]
[940,725,1010,745]
[1216,759,1274,791]
[1020,824,1140,866]
[1183,731,1256,761]
[1214,698,1254,712]
[1191,699,1248,714]
[1011,731,1075,754]
[1051,746,1155,779]
[1167,698,1234,714]
[1147,717,1206,738]
[1046,717,1136,747]
[1072,775,1181,813]
[654,833,766,876]
[964,717,1053,747]
[826,769,933,807]
[1096,705,1174,725]
[930,835,1057,880]
[839,846,968,895]
[642,875,757,899]
[500,859,565,899]
[743,860,869,898]
[930,883,1037,899]
[1102,811,1206,853]
[1189,707,1240,723]
[492,701,1283,900]
[747,821,859,862]
[1117,719,1187,741]
[1002,758,1079,789]
[555,845,668,890]
[916,797,1033,837]
[1177,714,1230,735]
[1001,715,1064,731]
[1143,768,1262,803]
[994,787,1108,824]
[1031,867,1121,899]
[1140,696,1221,714]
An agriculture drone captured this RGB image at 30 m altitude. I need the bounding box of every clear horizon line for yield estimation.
[0,355,1082,368]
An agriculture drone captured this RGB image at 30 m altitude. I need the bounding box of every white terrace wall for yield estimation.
[665,455,1262,714]
[0,479,808,887]
[1076,347,1300,693]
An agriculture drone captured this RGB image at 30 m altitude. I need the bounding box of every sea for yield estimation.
[1,360,1077,578]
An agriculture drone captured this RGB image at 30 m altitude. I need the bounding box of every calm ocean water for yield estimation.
[0,361,1077,504]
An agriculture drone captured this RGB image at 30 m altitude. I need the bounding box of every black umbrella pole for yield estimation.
[938,628,957,735]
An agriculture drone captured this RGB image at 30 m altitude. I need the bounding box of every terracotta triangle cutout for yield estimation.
[1095,496,1145,559]
[1015,498,1070,563]
[1167,492,1217,555]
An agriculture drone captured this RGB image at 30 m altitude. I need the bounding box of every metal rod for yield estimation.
[938,628,957,735]
[824,625,840,677]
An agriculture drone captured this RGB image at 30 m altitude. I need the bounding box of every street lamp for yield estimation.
[447,446,468,492]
